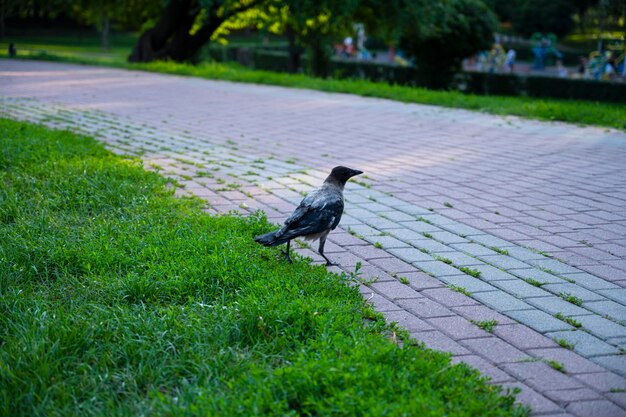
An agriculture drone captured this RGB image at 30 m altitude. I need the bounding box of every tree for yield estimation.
[509,0,576,37]
[128,0,260,63]
[398,0,498,89]
[250,0,360,75]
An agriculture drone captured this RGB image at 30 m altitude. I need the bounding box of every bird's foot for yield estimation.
[281,250,293,264]
[325,261,338,267]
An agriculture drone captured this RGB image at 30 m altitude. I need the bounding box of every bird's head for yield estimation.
[326,166,363,186]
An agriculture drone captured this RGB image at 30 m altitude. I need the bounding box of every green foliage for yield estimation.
[546,360,566,373]
[0,119,528,417]
[510,0,576,37]
[559,292,584,306]
[449,285,472,296]
[470,319,497,332]
[555,313,582,328]
[398,0,498,88]
[459,266,482,278]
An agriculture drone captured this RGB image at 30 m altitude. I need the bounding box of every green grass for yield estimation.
[490,247,509,256]
[524,278,545,287]
[546,360,566,373]
[557,338,575,350]
[0,118,527,416]
[459,266,482,278]
[555,313,582,328]
[470,319,497,333]
[559,292,584,306]
[1,35,625,131]
[448,285,472,296]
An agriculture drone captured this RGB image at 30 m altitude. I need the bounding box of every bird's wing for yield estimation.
[277,189,344,239]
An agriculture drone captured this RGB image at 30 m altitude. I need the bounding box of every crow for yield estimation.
[254,166,363,265]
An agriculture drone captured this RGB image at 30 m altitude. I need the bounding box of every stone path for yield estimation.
[2,59,626,416]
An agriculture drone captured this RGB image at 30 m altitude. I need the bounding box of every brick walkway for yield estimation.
[2,60,626,416]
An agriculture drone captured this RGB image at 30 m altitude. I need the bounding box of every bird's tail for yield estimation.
[254,230,289,247]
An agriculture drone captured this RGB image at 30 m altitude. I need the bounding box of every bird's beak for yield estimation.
[350,169,363,177]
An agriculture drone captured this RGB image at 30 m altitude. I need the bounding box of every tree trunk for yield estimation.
[286,26,301,73]
[128,0,229,63]
[101,15,110,51]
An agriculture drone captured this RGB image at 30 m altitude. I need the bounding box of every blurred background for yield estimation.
[1,0,625,102]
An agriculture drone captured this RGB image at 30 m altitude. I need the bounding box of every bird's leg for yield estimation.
[282,240,293,263]
[318,235,337,266]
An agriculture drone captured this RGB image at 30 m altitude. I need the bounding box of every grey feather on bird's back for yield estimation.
[274,184,344,242]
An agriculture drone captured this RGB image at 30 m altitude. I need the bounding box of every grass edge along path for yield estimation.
[1,51,625,132]
[0,118,528,416]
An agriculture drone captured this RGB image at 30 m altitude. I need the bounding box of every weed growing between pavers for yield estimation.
[0,119,528,417]
[471,320,498,333]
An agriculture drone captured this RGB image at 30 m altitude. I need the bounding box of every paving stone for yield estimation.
[574,371,626,392]
[527,296,594,317]
[527,258,580,274]
[411,239,456,253]
[506,309,574,333]
[607,336,626,349]
[472,291,532,312]
[505,246,549,261]
[572,315,626,340]
[460,337,530,363]
[561,272,619,291]
[431,251,483,266]
[585,300,626,324]
[400,271,445,290]
[542,283,607,302]
[429,230,470,244]
[453,304,515,325]
[527,348,607,374]
[439,275,497,293]
[370,281,423,300]
[494,324,558,350]
[386,247,434,263]
[410,330,470,355]
[598,288,626,304]
[499,382,562,414]
[450,243,498,256]
[382,310,433,332]
[590,355,626,377]
[545,330,621,357]
[421,288,479,307]
[384,228,430,241]
[469,234,516,248]
[451,354,514,383]
[365,293,403,312]
[345,245,390,260]
[401,221,441,233]
[438,223,485,237]
[566,400,626,417]
[396,297,455,318]
[368,257,417,274]
[509,268,567,284]
[479,255,532,271]
[363,235,411,249]
[470,264,520,281]
[427,316,492,340]
[543,388,603,403]
[491,279,552,298]
[355,265,397,282]
[606,392,626,410]
[413,260,462,277]
[378,210,415,222]
[502,362,584,391]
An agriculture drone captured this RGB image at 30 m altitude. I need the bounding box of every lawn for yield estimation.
[1,34,625,131]
[0,118,527,416]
